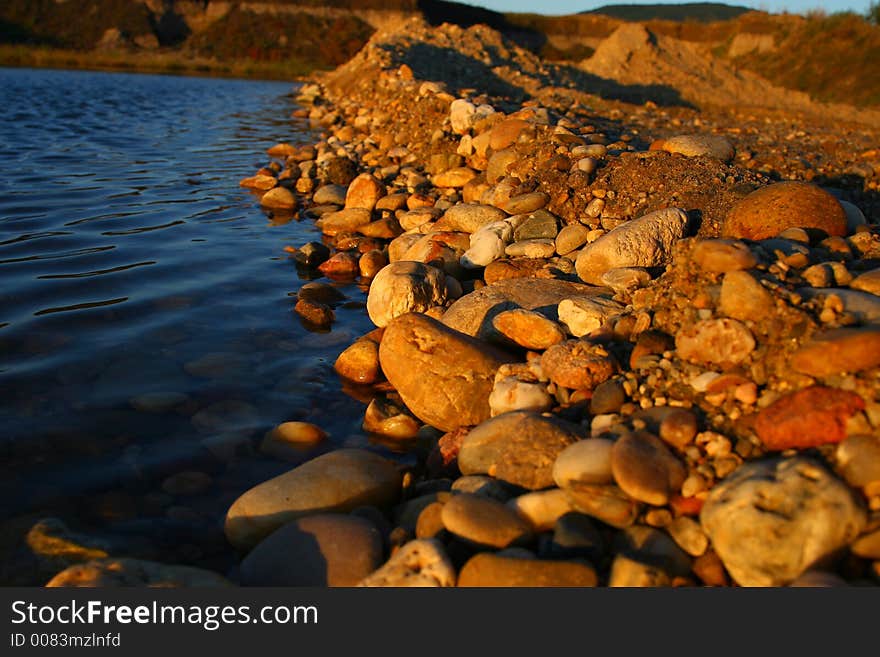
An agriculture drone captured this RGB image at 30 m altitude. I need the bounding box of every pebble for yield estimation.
[655,134,735,162]
[791,327,880,377]
[317,251,360,277]
[363,397,421,439]
[458,553,597,587]
[240,514,383,586]
[608,554,671,587]
[224,449,402,551]
[489,118,531,150]
[359,249,388,278]
[553,438,615,488]
[691,238,758,272]
[589,379,626,414]
[486,148,518,183]
[460,221,511,268]
[491,308,565,350]
[334,335,382,384]
[378,312,509,432]
[458,410,580,490]
[754,385,865,450]
[575,207,690,285]
[358,539,456,587]
[666,516,709,557]
[260,422,328,460]
[505,238,557,258]
[600,267,651,294]
[319,208,372,236]
[557,296,625,337]
[509,489,574,531]
[267,142,296,157]
[512,210,558,240]
[797,287,880,323]
[721,181,847,240]
[611,431,687,506]
[500,191,549,215]
[719,270,775,321]
[294,298,334,328]
[850,268,880,296]
[239,174,277,190]
[415,502,446,539]
[675,318,755,369]
[312,183,347,205]
[259,186,296,209]
[658,408,698,449]
[489,376,554,416]
[366,261,448,327]
[700,457,866,586]
[563,482,640,528]
[835,434,880,487]
[294,241,330,268]
[549,513,605,559]
[46,558,231,587]
[555,224,590,255]
[344,173,385,211]
[436,203,506,233]
[540,339,617,390]
[433,167,477,188]
[440,493,533,548]
[297,281,345,304]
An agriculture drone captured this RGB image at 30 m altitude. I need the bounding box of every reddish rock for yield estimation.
[754,386,865,451]
[318,252,360,278]
[721,182,847,241]
[294,299,334,328]
[540,339,618,390]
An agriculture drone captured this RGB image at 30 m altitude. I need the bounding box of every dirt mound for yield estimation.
[581,22,880,126]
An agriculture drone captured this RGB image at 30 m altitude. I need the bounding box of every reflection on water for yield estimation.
[0,68,381,583]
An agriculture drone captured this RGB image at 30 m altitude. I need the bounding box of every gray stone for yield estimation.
[575,208,690,285]
[458,411,581,490]
[512,210,558,240]
[700,457,866,586]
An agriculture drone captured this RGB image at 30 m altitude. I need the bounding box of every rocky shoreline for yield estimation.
[45,19,880,587]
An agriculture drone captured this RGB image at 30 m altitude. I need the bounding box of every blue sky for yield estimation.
[459,0,874,17]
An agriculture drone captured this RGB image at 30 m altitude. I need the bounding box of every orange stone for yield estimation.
[721,181,847,240]
[754,385,865,451]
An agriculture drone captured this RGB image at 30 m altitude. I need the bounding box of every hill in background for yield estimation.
[585,3,753,22]
[0,1,878,109]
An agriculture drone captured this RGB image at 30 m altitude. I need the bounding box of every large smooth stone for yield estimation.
[358,539,456,587]
[379,313,510,432]
[225,449,402,552]
[575,208,690,285]
[366,261,448,328]
[240,514,382,586]
[791,327,880,377]
[700,457,866,586]
[440,493,533,548]
[443,278,606,337]
[721,182,847,240]
[458,411,581,490]
[46,558,232,587]
[458,554,597,587]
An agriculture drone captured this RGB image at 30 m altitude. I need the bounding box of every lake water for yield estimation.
[0,68,385,582]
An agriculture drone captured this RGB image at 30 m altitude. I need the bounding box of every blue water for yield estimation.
[0,68,380,579]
